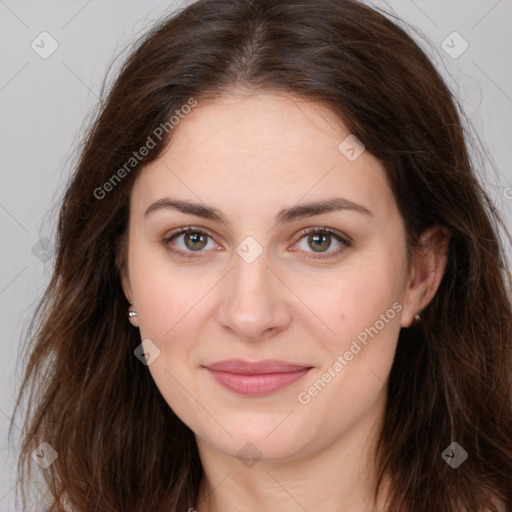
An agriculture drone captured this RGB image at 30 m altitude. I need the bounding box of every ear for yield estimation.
[120,268,133,304]
[401,225,450,328]
[120,268,139,328]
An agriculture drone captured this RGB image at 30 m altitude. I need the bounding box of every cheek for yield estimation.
[133,274,202,345]
[303,258,405,349]
[294,246,406,405]
[127,240,211,339]
[294,269,403,425]
[129,260,206,413]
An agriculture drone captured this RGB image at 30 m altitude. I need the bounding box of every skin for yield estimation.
[121,91,449,512]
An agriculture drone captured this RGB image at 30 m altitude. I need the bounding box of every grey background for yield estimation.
[1,0,511,509]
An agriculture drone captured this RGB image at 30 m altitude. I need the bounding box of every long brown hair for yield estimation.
[11,0,512,510]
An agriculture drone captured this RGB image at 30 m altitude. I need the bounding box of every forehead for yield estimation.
[131,92,395,219]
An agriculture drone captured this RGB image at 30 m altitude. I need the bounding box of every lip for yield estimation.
[203,358,311,374]
[202,359,313,395]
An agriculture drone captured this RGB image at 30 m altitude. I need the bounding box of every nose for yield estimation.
[215,249,292,342]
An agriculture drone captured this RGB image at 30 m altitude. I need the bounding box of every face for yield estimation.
[121,92,425,464]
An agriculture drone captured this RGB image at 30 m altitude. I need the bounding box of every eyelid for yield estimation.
[294,226,352,244]
[165,225,215,238]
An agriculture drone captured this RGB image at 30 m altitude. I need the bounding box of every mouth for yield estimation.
[202,359,313,395]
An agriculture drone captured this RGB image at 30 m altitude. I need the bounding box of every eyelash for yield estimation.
[163,226,352,260]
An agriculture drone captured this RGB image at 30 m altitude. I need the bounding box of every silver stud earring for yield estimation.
[414,312,421,322]
[128,306,137,318]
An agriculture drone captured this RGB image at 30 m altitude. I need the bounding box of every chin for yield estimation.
[197,417,317,464]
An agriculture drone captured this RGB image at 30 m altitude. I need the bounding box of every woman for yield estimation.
[12,0,512,511]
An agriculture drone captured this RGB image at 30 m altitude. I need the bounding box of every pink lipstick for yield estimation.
[202,359,312,395]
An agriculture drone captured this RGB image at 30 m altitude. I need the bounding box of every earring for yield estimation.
[128,306,137,318]
[414,312,421,322]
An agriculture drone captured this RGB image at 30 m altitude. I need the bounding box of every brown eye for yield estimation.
[294,227,351,260]
[308,233,332,252]
[164,227,217,258]
[183,231,208,251]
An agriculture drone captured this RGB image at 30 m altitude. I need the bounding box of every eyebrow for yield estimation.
[144,197,372,224]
